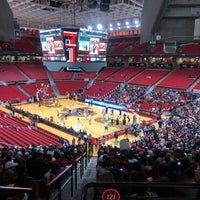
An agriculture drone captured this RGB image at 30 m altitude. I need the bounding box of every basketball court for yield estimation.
[2,98,154,148]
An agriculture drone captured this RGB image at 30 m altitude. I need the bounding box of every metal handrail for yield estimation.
[0,186,33,199]
[46,164,73,200]
[45,151,90,200]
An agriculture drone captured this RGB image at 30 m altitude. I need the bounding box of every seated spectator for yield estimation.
[94,171,116,200]
[2,168,15,186]
[152,164,177,198]
[178,168,200,199]
[45,153,61,181]
[0,160,18,185]
[15,163,39,200]
[0,161,24,200]
[126,171,149,198]
[51,150,68,172]
[26,150,49,180]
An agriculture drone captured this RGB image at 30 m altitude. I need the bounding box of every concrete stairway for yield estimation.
[63,156,97,200]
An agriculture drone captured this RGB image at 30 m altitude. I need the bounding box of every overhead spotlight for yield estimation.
[87,0,97,8]
[97,24,103,30]
[100,0,110,11]
[134,19,139,25]
[88,25,92,30]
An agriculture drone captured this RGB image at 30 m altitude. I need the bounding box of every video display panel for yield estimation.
[40,28,108,62]
[40,28,66,61]
[77,28,108,62]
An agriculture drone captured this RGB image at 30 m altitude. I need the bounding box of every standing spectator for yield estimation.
[95,139,99,151]
[88,114,92,125]
[122,117,126,126]
[133,114,137,125]
[158,119,163,129]
[101,136,106,145]
[104,120,109,134]
[127,115,131,124]
[114,132,119,145]
[125,128,128,137]
[116,117,119,127]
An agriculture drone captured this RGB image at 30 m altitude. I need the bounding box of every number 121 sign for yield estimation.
[102,188,120,200]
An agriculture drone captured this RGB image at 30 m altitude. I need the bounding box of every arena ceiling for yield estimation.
[7,0,144,31]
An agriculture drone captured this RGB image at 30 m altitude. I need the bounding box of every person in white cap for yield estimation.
[0,161,18,188]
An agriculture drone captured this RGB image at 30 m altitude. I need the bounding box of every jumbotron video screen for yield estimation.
[77,28,108,62]
[40,27,108,62]
[40,28,66,61]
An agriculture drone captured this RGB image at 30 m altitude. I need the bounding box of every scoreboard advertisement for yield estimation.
[39,28,108,62]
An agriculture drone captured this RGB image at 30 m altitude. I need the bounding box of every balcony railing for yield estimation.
[81,182,200,200]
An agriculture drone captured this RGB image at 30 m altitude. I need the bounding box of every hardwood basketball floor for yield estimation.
[2,99,153,148]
